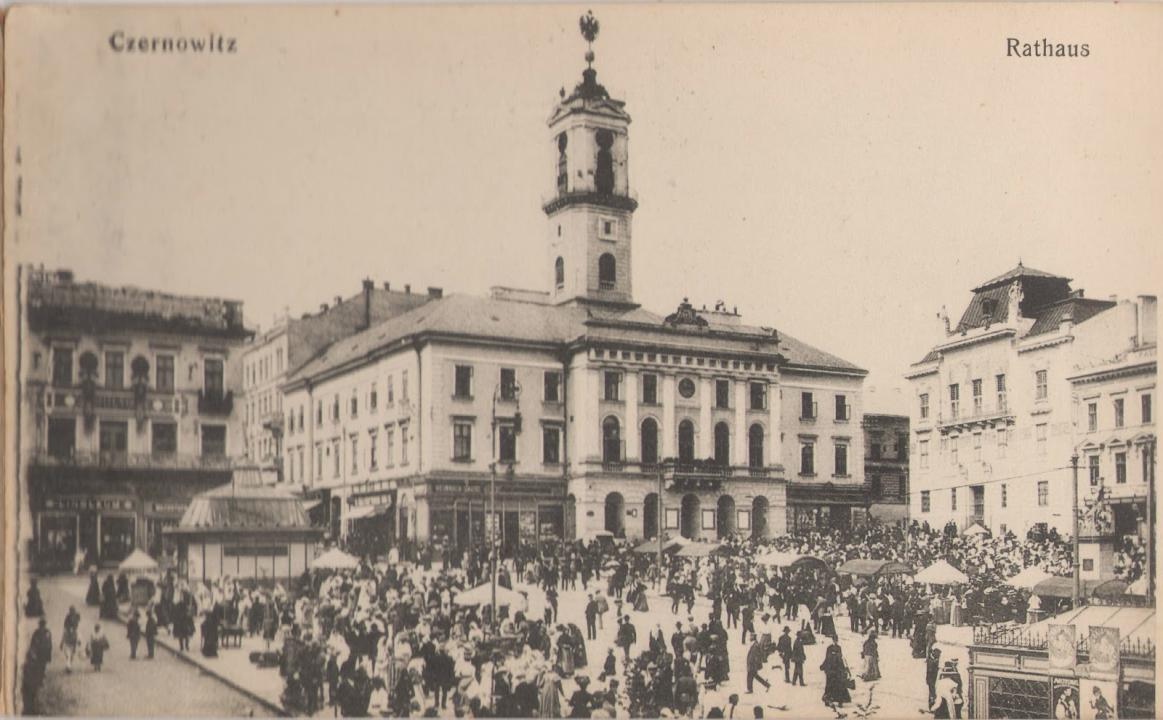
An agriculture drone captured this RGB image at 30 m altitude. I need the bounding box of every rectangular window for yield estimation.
[104,351,124,389]
[951,488,957,511]
[99,420,129,454]
[387,375,395,405]
[544,371,562,403]
[315,442,323,479]
[1115,452,1127,483]
[1001,483,1008,508]
[399,422,409,464]
[350,393,359,418]
[1035,369,1048,401]
[996,374,1007,412]
[950,435,959,465]
[350,435,359,474]
[201,425,226,457]
[151,421,177,455]
[973,432,983,461]
[603,371,622,402]
[1036,423,1048,455]
[52,348,73,386]
[1142,393,1153,424]
[1088,402,1098,432]
[204,358,224,396]
[369,429,378,469]
[997,428,1008,458]
[332,440,341,477]
[1113,398,1125,428]
[834,444,848,476]
[835,395,849,421]
[47,417,77,460]
[800,442,815,475]
[972,379,983,414]
[919,439,929,469]
[715,379,730,409]
[1089,455,1100,486]
[949,384,960,418]
[369,385,378,412]
[1037,480,1049,506]
[156,354,175,393]
[919,393,930,420]
[543,426,561,464]
[385,427,395,466]
[749,382,766,411]
[642,373,659,405]
[498,424,516,463]
[332,395,340,421]
[921,490,931,513]
[401,370,409,402]
[453,422,472,461]
[316,401,323,426]
[801,392,816,420]
[500,368,517,400]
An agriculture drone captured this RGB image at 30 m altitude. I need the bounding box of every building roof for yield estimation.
[172,483,314,533]
[1026,296,1118,337]
[972,262,1070,292]
[285,292,866,387]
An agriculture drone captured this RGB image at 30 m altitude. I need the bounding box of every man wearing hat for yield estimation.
[925,647,943,707]
[585,594,600,641]
[775,626,793,683]
[615,615,637,661]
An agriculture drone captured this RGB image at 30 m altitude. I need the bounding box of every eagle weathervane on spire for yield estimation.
[579,10,599,68]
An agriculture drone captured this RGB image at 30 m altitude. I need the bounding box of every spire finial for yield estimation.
[579,10,599,68]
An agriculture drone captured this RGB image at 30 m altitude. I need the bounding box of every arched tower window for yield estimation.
[595,129,614,194]
[557,132,568,194]
[640,418,659,465]
[714,422,731,466]
[598,253,616,289]
[554,257,565,288]
[602,416,621,464]
[749,424,765,468]
[678,420,695,464]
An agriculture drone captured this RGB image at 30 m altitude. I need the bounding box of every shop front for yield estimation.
[421,475,565,555]
[346,484,396,558]
[786,482,868,533]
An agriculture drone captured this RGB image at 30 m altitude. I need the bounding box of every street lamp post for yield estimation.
[1071,453,1081,607]
[490,381,521,634]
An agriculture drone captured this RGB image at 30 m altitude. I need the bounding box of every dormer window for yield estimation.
[982,298,997,319]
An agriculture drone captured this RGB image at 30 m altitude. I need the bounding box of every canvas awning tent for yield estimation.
[836,559,913,577]
[119,549,159,575]
[757,551,829,570]
[914,559,969,585]
[962,523,990,537]
[633,539,684,555]
[311,547,359,571]
[454,583,527,611]
[1092,579,1130,599]
[1030,576,1105,599]
[1005,566,1055,590]
[677,542,724,558]
[347,504,390,521]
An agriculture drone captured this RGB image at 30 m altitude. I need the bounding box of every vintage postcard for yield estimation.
[3,3,1161,717]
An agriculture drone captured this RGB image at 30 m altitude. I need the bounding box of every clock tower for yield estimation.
[544,11,638,307]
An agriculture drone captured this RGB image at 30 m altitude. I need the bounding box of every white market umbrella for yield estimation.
[311,547,360,571]
[118,549,159,575]
[915,559,969,585]
[1005,566,1054,590]
[962,523,990,537]
[453,582,527,611]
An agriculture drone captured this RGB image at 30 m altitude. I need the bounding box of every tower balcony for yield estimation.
[542,190,638,215]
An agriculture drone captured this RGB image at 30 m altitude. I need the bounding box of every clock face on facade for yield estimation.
[678,377,696,399]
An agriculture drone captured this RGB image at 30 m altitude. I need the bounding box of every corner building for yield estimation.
[281,36,865,550]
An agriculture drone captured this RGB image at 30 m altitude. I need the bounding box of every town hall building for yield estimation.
[280,18,867,552]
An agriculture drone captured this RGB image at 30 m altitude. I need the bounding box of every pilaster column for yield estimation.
[624,371,638,462]
[734,381,748,466]
[699,377,713,458]
[662,374,676,459]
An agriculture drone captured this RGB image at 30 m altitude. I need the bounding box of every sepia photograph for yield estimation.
[2,4,1161,717]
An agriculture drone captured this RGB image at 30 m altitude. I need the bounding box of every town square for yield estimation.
[5,5,1158,718]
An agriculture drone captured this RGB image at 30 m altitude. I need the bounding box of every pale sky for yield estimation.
[7,4,1162,413]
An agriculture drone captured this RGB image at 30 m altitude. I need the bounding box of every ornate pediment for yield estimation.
[663,298,709,329]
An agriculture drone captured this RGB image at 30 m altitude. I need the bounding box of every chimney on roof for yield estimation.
[383,282,391,291]
[1139,296,1157,346]
[320,303,329,313]
[428,287,443,299]
[362,278,374,330]
[405,284,411,294]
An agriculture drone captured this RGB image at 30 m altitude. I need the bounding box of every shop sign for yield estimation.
[1086,626,1119,680]
[44,497,134,512]
[1048,624,1077,671]
[150,502,188,515]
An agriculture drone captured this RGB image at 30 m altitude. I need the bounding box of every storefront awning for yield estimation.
[347,504,390,521]
[837,559,914,577]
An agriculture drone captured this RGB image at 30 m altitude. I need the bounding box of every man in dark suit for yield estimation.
[584,594,599,640]
[775,626,794,683]
[615,615,637,661]
[745,634,771,694]
[791,630,807,686]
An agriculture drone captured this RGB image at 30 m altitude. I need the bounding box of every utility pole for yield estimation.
[1071,453,1081,607]
[657,460,665,586]
[1147,438,1155,604]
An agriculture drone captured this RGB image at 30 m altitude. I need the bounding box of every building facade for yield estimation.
[279,28,866,552]
[863,413,910,523]
[1067,296,1156,581]
[240,279,435,481]
[17,266,252,569]
[906,265,1155,537]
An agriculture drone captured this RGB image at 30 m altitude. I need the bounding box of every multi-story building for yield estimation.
[17,266,252,569]
[863,413,910,523]
[1067,296,1156,580]
[240,280,434,481]
[280,24,866,552]
[905,264,1154,536]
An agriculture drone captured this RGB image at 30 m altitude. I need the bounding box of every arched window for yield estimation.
[598,253,616,289]
[678,419,695,464]
[602,416,621,464]
[714,422,731,466]
[557,132,568,194]
[749,424,765,468]
[640,418,659,465]
[554,257,564,288]
[595,129,614,194]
